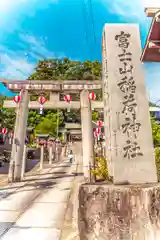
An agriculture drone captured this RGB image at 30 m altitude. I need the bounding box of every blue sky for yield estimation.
[0,0,160,102]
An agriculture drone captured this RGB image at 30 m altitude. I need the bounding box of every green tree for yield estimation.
[92,111,98,121]
[27,58,102,133]
[149,101,157,107]
[35,110,64,136]
[151,119,160,146]
[0,96,16,130]
[1,58,160,145]
[29,58,101,81]
[27,110,41,128]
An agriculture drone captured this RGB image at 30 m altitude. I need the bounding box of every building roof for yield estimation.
[141,9,160,62]
[150,107,160,112]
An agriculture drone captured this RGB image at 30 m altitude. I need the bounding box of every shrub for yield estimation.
[151,119,160,147]
[155,147,160,181]
[91,156,108,181]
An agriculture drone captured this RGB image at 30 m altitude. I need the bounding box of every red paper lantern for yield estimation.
[64,94,72,103]
[96,120,103,127]
[13,95,21,104]
[47,140,53,146]
[88,92,96,100]
[96,127,101,134]
[94,131,98,137]
[39,139,46,145]
[2,128,7,134]
[38,96,46,105]
[64,94,72,112]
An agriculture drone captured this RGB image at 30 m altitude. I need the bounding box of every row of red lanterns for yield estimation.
[63,92,96,102]
[96,120,103,127]
[0,128,14,137]
[12,92,101,138]
[38,139,56,146]
[93,120,104,138]
[0,128,8,134]
[13,92,96,105]
[13,92,96,115]
[13,95,47,104]
[94,127,100,137]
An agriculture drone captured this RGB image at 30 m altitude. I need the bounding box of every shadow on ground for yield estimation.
[0,160,39,175]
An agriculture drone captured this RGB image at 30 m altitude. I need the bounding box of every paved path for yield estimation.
[0,142,82,240]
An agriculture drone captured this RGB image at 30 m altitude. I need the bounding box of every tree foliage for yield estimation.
[27,57,101,133]
[28,58,101,81]
[1,58,160,145]
[0,96,16,130]
[35,110,64,135]
[0,58,101,133]
[151,119,160,146]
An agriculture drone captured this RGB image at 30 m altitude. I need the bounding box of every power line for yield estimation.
[88,0,96,45]
[80,0,91,59]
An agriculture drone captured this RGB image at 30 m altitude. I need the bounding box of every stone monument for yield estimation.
[102,24,157,184]
[78,24,160,240]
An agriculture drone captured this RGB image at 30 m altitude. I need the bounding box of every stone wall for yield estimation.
[78,183,160,240]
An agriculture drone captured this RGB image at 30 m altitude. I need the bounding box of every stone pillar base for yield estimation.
[78,183,160,240]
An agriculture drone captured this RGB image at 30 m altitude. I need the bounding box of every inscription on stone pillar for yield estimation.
[103,24,157,184]
[114,31,143,160]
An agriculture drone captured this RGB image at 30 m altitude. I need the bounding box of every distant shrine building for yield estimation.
[141,8,160,62]
[141,8,160,121]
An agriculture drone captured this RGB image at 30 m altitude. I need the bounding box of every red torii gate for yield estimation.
[141,8,160,62]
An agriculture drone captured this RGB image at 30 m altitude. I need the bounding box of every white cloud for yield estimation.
[19,34,56,60]
[101,0,142,19]
[108,1,142,18]
[0,55,35,80]
[0,34,61,80]
[142,0,160,8]
[102,0,160,19]
[0,0,58,13]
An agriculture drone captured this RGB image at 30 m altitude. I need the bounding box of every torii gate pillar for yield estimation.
[80,90,95,182]
[9,90,29,182]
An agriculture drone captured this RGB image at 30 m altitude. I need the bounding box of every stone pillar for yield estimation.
[14,90,29,181]
[102,24,157,184]
[80,90,94,182]
[62,132,67,144]
[52,142,56,160]
[49,146,53,165]
[55,144,62,162]
[40,145,44,170]
[8,107,21,182]
[55,147,59,162]
[21,144,27,179]
[78,184,160,240]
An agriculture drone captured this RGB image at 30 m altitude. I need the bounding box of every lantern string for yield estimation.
[39,103,43,115]
[67,101,71,112]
